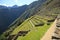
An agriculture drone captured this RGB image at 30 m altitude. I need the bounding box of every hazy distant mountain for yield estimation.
[0,5,28,34]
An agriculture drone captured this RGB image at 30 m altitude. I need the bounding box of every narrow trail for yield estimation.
[41,19,57,40]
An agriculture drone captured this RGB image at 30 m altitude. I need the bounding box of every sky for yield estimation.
[0,0,37,6]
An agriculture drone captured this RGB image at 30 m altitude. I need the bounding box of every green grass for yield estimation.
[10,15,53,40]
[0,15,54,40]
[17,24,51,40]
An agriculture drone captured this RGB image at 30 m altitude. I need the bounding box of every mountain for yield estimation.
[0,0,60,40]
[0,0,47,35]
[18,0,47,21]
[0,5,28,34]
[9,0,47,26]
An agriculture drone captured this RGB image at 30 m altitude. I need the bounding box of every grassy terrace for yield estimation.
[17,24,51,40]
[10,15,53,40]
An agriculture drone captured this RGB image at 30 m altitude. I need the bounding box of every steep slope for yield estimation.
[0,0,60,40]
[0,5,28,34]
[0,15,55,40]
[8,0,48,31]
[12,0,47,23]
[0,0,46,34]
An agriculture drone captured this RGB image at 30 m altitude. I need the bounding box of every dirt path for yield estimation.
[41,19,57,40]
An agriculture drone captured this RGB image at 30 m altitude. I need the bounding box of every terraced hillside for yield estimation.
[0,0,60,40]
[0,15,56,40]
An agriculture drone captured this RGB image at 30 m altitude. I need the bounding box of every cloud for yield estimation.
[14,0,18,3]
[0,4,13,6]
